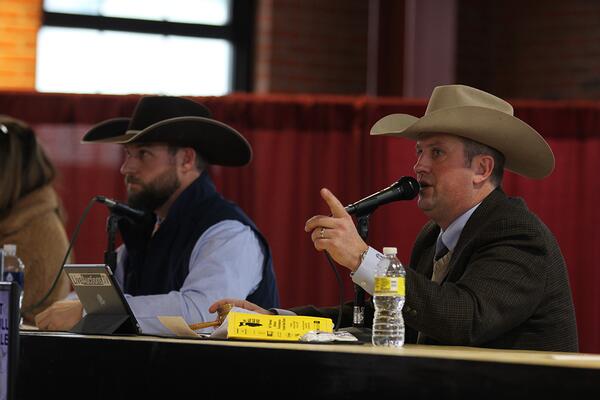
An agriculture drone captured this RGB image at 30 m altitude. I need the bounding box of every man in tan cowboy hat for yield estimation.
[35,96,279,335]
[212,85,578,351]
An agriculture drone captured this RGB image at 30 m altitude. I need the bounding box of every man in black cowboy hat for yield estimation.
[212,85,578,351]
[35,96,279,335]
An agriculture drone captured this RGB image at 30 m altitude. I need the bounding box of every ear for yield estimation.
[177,147,197,173]
[472,154,494,185]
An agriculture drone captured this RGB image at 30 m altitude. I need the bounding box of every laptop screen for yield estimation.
[0,282,19,400]
[64,264,140,335]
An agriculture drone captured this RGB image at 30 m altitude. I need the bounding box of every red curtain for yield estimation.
[1,91,599,353]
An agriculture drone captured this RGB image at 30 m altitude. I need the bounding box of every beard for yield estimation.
[125,167,181,212]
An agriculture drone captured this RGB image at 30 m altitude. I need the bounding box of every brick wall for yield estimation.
[457,0,600,99]
[0,0,41,90]
[254,0,369,94]
[2,0,600,99]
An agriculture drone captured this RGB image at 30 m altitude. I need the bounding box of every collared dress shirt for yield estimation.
[352,203,481,293]
[114,219,263,335]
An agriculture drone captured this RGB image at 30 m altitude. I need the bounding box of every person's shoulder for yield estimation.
[477,191,555,241]
[201,220,263,247]
[478,188,534,221]
[495,192,545,224]
[204,219,250,235]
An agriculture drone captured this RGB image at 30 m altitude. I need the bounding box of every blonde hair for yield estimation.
[0,115,56,218]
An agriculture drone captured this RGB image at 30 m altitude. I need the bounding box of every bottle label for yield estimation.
[374,276,405,296]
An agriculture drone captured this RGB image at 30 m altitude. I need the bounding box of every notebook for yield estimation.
[64,264,140,335]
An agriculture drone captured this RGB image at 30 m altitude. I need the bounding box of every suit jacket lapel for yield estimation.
[440,187,507,283]
[410,221,439,279]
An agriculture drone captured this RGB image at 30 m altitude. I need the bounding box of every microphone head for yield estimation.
[393,176,420,200]
[345,176,420,216]
[94,195,147,222]
[95,195,113,206]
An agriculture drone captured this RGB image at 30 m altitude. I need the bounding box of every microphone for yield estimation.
[345,176,420,217]
[95,196,147,222]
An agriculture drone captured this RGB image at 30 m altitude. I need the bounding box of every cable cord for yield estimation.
[324,251,344,331]
[22,197,97,314]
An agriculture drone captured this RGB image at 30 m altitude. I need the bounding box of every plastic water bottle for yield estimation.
[2,244,25,308]
[372,247,405,347]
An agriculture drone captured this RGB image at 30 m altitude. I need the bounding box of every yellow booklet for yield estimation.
[226,311,334,341]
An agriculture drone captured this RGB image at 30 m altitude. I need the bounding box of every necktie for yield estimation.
[417,241,453,344]
[432,241,452,283]
[434,241,449,261]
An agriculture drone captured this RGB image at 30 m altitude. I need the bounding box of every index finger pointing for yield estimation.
[321,188,349,218]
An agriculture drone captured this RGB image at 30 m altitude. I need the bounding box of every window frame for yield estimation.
[40,0,255,92]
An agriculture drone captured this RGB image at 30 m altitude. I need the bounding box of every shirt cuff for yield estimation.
[351,246,379,294]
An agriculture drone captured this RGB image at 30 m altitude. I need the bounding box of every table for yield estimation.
[17,331,600,399]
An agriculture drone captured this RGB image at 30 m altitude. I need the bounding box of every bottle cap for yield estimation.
[382,247,397,255]
[3,243,16,256]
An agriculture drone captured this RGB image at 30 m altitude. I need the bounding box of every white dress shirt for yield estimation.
[352,203,481,293]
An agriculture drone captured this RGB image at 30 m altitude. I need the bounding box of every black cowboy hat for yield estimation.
[81,96,252,166]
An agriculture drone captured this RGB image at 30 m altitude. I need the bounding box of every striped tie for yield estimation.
[417,242,453,344]
[432,244,452,284]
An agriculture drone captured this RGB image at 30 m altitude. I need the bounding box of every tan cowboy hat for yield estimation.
[370,84,554,179]
[82,96,252,167]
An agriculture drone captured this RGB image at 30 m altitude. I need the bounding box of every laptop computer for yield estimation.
[0,281,20,400]
[64,264,140,335]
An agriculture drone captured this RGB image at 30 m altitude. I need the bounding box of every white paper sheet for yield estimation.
[158,307,258,338]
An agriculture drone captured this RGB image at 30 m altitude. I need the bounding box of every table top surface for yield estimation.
[20,328,600,370]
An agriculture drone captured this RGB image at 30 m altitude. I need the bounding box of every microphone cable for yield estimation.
[21,196,97,315]
[324,251,345,331]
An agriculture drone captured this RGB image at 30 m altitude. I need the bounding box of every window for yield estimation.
[36,0,255,96]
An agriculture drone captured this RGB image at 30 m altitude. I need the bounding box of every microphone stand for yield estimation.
[353,214,369,327]
[71,212,136,335]
[337,214,373,342]
[104,214,120,273]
